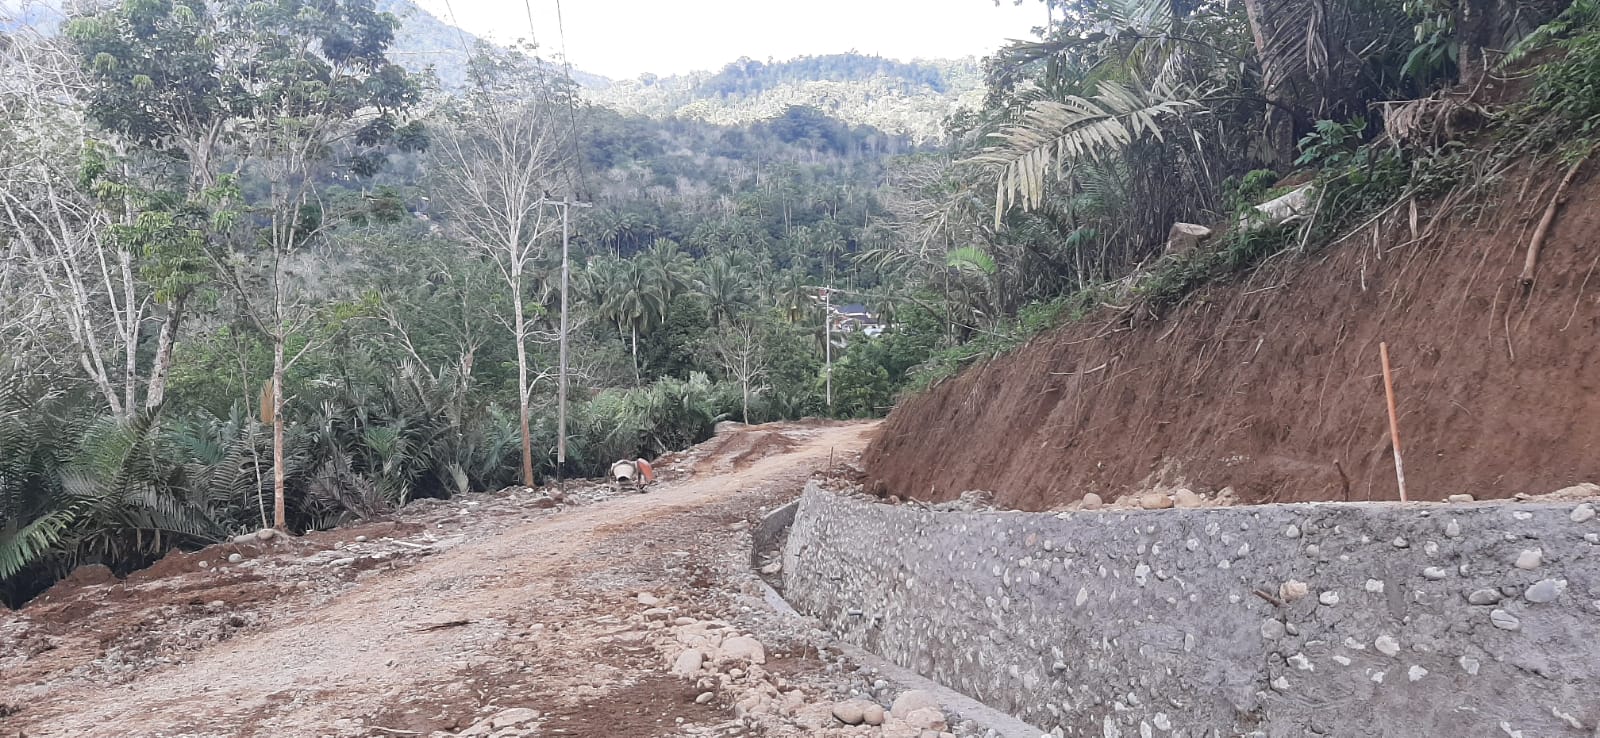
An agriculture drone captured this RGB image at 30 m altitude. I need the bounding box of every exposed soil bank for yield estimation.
[865,167,1600,509]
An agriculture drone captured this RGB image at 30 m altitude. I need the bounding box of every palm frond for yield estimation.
[968,80,1197,222]
[0,508,76,580]
[946,246,997,275]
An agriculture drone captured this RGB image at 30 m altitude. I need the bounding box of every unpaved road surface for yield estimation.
[1,421,960,738]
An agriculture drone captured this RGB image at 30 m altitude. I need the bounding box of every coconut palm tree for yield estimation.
[641,239,693,307]
[775,269,811,325]
[603,259,667,381]
[698,255,753,327]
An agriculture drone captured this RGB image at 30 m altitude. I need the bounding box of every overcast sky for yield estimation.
[412,0,1048,79]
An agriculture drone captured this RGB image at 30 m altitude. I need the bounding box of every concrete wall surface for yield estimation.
[781,483,1600,737]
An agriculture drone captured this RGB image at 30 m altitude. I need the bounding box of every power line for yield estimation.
[439,0,502,114]
[527,0,592,485]
[549,0,589,201]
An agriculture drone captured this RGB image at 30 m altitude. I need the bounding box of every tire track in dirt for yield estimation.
[2,422,877,738]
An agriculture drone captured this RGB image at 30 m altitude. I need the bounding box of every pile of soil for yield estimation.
[865,164,1600,510]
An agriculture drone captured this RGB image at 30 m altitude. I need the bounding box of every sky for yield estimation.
[412,0,1049,79]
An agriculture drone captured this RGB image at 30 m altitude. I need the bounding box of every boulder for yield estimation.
[670,649,704,677]
[1139,493,1174,510]
[903,707,947,731]
[890,690,940,720]
[862,703,886,725]
[1080,493,1104,510]
[1173,488,1205,508]
[718,636,766,664]
[831,701,867,725]
[1164,222,1213,255]
[1239,184,1314,232]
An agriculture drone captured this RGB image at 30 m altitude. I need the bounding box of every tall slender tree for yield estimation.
[431,43,574,488]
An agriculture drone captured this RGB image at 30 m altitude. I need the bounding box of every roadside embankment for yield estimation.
[862,168,1600,509]
[782,482,1600,737]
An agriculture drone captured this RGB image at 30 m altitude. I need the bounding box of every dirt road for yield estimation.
[1,422,882,738]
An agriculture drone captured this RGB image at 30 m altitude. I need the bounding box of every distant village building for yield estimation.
[811,292,885,338]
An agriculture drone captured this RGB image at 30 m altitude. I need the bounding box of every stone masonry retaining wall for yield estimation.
[781,483,1600,737]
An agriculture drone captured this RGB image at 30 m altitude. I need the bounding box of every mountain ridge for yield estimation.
[3,0,980,141]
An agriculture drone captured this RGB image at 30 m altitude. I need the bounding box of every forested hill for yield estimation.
[374,0,611,90]
[586,54,984,143]
[698,55,954,96]
[374,1,978,142]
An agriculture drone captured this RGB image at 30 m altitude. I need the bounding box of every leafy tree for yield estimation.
[67,0,427,529]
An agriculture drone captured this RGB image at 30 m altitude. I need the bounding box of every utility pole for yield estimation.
[824,286,832,411]
[540,195,591,487]
[808,284,837,412]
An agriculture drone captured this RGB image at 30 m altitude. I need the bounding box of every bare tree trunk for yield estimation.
[1457,0,1493,88]
[118,247,138,413]
[514,284,534,488]
[145,294,185,411]
[272,334,286,530]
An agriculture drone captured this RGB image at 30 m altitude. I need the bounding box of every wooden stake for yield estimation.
[1380,342,1407,502]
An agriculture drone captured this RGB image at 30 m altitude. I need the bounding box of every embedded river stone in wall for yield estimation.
[781,482,1600,737]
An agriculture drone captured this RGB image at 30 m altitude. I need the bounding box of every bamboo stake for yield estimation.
[1380,342,1407,502]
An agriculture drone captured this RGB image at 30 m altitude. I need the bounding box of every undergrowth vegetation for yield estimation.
[891,0,1600,392]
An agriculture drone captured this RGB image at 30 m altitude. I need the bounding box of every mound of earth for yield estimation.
[865,162,1600,510]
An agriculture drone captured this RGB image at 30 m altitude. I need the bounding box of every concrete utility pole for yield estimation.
[540,196,591,484]
[824,287,832,410]
[808,284,839,411]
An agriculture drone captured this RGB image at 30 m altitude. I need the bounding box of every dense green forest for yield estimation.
[3,0,1598,606]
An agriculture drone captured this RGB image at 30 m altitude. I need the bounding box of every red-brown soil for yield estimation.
[865,163,1600,509]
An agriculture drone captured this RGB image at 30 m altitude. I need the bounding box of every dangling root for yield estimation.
[1520,149,1594,287]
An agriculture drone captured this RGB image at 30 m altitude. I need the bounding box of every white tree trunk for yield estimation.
[272,335,286,530]
[145,296,185,411]
[514,282,534,488]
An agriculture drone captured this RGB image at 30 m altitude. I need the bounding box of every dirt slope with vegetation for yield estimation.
[865,163,1600,509]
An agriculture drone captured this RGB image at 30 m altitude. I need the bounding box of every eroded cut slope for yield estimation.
[865,167,1600,509]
